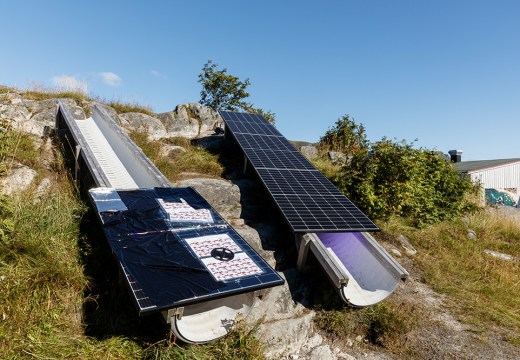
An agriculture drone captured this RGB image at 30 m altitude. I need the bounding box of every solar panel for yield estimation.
[220,110,379,233]
[89,187,284,315]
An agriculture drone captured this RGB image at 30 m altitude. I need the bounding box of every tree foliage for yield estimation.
[321,116,479,227]
[199,60,251,111]
[340,139,478,227]
[320,114,368,156]
[198,60,276,123]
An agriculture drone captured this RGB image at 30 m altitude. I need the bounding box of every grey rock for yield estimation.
[258,311,315,359]
[248,269,306,323]
[235,226,274,264]
[157,103,222,139]
[461,216,470,227]
[185,103,222,135]
[24,98,58,113]
[302,333,324,352]
[119,112,167,140]
[2,92,23,105]
[194,135,225,152]
[290,140,316,150]
[309,345,335,360]
[390,248,402,257]
[300,145,318,159]
[157,110,199,139]
[337,352,356,360]
[175,178,241,221]
[398,234,417,255]
[83,102,122,124]
[33,177,52,202]
[0,164,38,195]
[159,144,187,158]
[328,151,347,164]
[25,98,76,114]
[467,229,477,241]
[484,249,517,262]
[0,104,31,123]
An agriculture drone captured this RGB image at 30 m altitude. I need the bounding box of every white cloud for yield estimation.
[98,72,122,86]
[52,75,88,93]
[150,70,167,79]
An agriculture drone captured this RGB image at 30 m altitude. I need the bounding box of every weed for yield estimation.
[361,303,410,347]
[382,212,520,339]
[310,154,342,182]
[314,308,351,338]
[23,88,88,102]
[173,147,223,179]
[106,99,154,116]
[129,129,223,181]
[164,136,192,148]
[0,85,12,94]
[2,130,39,168]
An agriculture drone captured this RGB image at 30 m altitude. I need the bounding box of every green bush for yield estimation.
[337,138,478,227]
[320,116,478,227]
[320,114,368,155]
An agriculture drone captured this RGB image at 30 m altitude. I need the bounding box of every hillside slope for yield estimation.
[1,87,519,359]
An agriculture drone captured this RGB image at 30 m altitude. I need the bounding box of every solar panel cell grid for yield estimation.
[220,110,379,233]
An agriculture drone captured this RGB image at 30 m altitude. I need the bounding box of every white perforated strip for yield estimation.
[76,118,138,189]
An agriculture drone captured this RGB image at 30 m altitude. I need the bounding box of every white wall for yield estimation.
[469,163,520,190]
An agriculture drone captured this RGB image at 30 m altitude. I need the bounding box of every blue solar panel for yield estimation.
[220,110,379,233]
[89,187,284,315]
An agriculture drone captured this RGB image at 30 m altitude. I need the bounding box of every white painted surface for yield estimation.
[76,118,138,189]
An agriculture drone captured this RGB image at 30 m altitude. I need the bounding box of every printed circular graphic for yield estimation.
[211,247,235,261]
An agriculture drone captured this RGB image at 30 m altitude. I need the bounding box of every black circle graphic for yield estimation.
[211,247,235,261]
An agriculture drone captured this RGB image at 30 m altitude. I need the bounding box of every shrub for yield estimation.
[320,114,368,155]
[337,138,479,227]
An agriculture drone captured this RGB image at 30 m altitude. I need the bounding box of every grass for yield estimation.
[105,99,154,116]
[314,300,420,354]
[310,155,342,181]
[129,129,223,181]
[0,85,11,94]
[0,100,263,359]
[1,129,39,169]
[142,322,265,360]
[21,83,89,102]
[382,211,520,344]
[2,84,154,116]
[0,175,88,356]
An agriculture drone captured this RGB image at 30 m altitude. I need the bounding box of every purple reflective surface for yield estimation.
[318,232,364,261]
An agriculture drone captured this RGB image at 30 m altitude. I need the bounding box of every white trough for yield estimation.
[298,232,408,307]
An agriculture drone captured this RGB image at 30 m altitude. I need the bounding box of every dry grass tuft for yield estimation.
[383,210,520,342]
[129,130,223,182]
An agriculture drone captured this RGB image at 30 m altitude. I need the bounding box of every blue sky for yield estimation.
[1,1,519,160]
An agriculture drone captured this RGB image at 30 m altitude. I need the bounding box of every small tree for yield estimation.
[199,60,251,111]
[320,115,368,156]
[198,60,276,124]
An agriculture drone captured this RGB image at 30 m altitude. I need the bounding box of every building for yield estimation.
[450,150,520,207]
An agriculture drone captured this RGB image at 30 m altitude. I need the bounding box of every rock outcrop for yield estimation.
[0,90,222,140]
[156,103,222,139]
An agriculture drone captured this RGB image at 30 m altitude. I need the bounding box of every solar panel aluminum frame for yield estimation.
[220,110,379,234]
